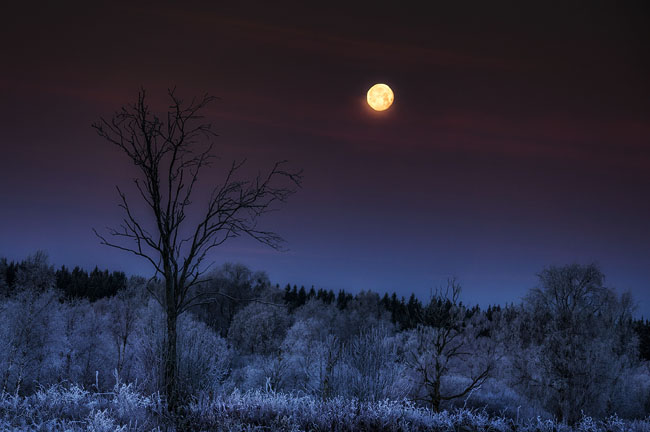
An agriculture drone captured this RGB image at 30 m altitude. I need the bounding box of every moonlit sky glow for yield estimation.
[1,2,649,315]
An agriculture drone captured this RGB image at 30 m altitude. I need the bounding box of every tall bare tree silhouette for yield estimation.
[92,89,302,411]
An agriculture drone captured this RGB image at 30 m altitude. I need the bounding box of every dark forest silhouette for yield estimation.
[5,257,649,365]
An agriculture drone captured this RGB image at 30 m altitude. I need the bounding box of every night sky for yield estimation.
[1,2,649,315]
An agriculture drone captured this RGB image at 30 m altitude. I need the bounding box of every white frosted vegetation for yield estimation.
[1,385,649,431]
[0,256,649,430]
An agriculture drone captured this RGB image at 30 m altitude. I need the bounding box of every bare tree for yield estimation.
[406,279,496,411]
[92,89,302,410]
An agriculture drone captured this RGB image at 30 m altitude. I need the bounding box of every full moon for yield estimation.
[367,83,394,111]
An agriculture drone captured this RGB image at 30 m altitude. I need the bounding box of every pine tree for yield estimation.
[297,286,307,307]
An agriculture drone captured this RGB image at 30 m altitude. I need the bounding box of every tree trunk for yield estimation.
[432,379,441,412]
[165,281,178,412]
[165,310,178,410]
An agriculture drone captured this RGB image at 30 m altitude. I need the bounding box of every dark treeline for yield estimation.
[1,255,126,301]
[282,282,650,361]
[3,254,650,363]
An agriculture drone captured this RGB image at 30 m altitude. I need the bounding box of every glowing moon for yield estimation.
[367,83,394,111]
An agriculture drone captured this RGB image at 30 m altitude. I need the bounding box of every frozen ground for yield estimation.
[1,384,649,432]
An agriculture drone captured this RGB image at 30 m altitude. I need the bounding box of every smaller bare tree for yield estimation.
[108,291,139,379]
[406,278,496,411]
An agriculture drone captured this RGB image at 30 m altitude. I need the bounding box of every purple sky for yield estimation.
[1,2,649,314]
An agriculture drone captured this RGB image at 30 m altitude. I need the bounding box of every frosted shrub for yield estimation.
[227,356,271,392]
[0,382,166,431]
[112,380,151,419]
[607,366,650,418]
[131,299,166,395]
[178,314,232,396]
[31,383,98,422]
[132,300,232,397]
[228,302,291,355]
[86,409,127,432]
[35,383,89,408]
[444,377,547,420]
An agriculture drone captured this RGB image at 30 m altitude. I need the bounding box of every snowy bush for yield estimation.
[178,314,232,396]
[0,381,165,431]
[342,327,410,401]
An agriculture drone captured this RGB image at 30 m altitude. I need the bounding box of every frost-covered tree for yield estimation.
[190,263,271,336]
[228,302,291,355]
[61,300,113,389]
[344,327,410,401]
[293,299,341,330]
[338,291,393,341]
[0,289,64,394]
[14,251,55,293]
[282,318,344,399]
[512,264,639,424]
[0,253,68,393]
